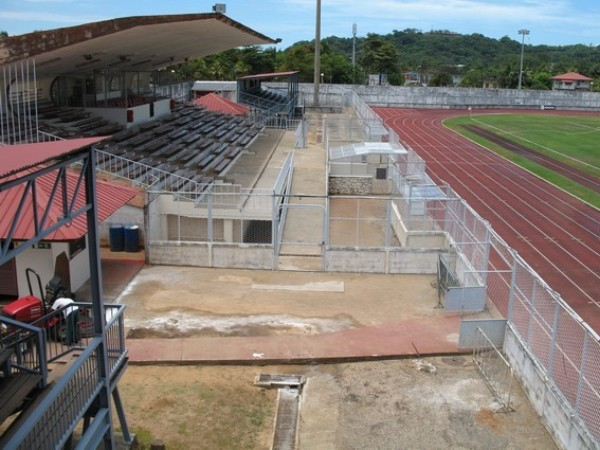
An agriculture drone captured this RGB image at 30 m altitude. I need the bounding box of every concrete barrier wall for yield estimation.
[148,241,442,274]
[279,83,600,111]
[504,326,596,450]
[211,245,274,269]
[148,241,274,269]
[356,85,600,110]
[326,248,441,274]
[148,241,211,266]
[404,233,447,249]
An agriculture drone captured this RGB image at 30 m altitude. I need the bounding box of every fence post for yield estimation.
[481,226,491,285]
[547,300,561,377]
[575,332,590,412]
[507,257,518,323]
[527,279,538,342]
[385,197,392,247]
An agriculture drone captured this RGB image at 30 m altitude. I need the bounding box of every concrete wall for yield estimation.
[68,238,91,292]
[14,240,90,297]
[85,98,171,127]
[148,240,443,274]
[356,85,600,110]
[283,83,600,111]
[100,205,144,248]
[404,233,447,248]
[148,241,274,269]
[504,326,597,450]
[326,248,442,274]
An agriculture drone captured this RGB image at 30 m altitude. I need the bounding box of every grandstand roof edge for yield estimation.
[0,13,276,73]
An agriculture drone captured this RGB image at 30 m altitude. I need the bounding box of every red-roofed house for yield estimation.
[551,72,593,91]
[193,93,250,116]
[0,139,139,299]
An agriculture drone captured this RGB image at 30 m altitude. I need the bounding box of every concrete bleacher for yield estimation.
[239,88,291,114]
[34,101,124,138]
[97,104,263,188]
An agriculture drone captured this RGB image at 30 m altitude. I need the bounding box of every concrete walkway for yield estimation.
[126,314,464,365]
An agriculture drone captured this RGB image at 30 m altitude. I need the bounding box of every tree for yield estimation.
[276,42,315,82]
[429,72,454,87]
[359,34,401,84]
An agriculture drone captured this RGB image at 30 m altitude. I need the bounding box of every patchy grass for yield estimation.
[445,113,600,208]
[117,366,276,450]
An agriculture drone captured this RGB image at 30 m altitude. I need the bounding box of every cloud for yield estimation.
[0,11,104,25]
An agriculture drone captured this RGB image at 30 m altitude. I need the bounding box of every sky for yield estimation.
[2,0,600,48]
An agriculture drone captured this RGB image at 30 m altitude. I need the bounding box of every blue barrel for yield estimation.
[123,225,140,253]
[109,224,124,252]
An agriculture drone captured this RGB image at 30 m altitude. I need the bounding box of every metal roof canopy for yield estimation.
[237,71,300,80]
[409,184,447,199]
[0,139,138,242]
[0,137,106,180]
[329,142,408,161]
[0,13,276,76]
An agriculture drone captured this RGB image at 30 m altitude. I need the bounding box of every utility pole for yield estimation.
[352,23,357,84]
[313,0,321,106]
[518,29,530,90]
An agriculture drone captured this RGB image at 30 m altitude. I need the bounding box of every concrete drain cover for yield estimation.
[255,374,305,450]
[254,374,305,389]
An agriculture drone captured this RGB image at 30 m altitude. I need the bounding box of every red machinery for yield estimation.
[1,269,68,337]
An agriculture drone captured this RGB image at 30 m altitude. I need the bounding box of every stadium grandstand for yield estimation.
[0,11,282,449]
[1,9,599,450]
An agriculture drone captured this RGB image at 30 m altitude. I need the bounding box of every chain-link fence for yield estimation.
[437,180,600,444]
[472,326,514,413]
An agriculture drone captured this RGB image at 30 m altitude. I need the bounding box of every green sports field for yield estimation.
[444,113,600,208]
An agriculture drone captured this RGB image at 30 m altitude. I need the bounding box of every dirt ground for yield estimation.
[118,359,555,450]
[118,266,444,339]
[113,266,555,449]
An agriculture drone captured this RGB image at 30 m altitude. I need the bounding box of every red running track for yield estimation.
[375,108,600,333]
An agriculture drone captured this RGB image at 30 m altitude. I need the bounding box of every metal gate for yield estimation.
[274,202,326,271]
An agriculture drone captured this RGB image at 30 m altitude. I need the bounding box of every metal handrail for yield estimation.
[1,303,128,449]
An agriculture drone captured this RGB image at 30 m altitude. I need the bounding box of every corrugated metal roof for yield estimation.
[193,93,249,116]
[410,185,447,199]
[237,71,299,80]
[551,72,593,81]
[0,137,107,180]
[0,167,139,241]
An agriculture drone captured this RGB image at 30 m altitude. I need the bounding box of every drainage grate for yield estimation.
[271,387,300,450]
[255,374,305,389]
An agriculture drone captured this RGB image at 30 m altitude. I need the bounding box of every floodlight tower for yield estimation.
[313,0,322,105]
[518,29,530,90]
[352,23,357,84]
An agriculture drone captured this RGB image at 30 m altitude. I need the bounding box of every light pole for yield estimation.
[352,23,357,84]
[313,0,321,106]
[518,29,529,90]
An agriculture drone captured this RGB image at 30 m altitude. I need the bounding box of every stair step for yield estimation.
[0,372,42,425]
[0,348,14,367]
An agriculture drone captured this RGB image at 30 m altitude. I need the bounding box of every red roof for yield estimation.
[0,166,139,241]
[193,93,249,116]
[0,137,107,180]
[551,72,593,81]
[236,70,299,80]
